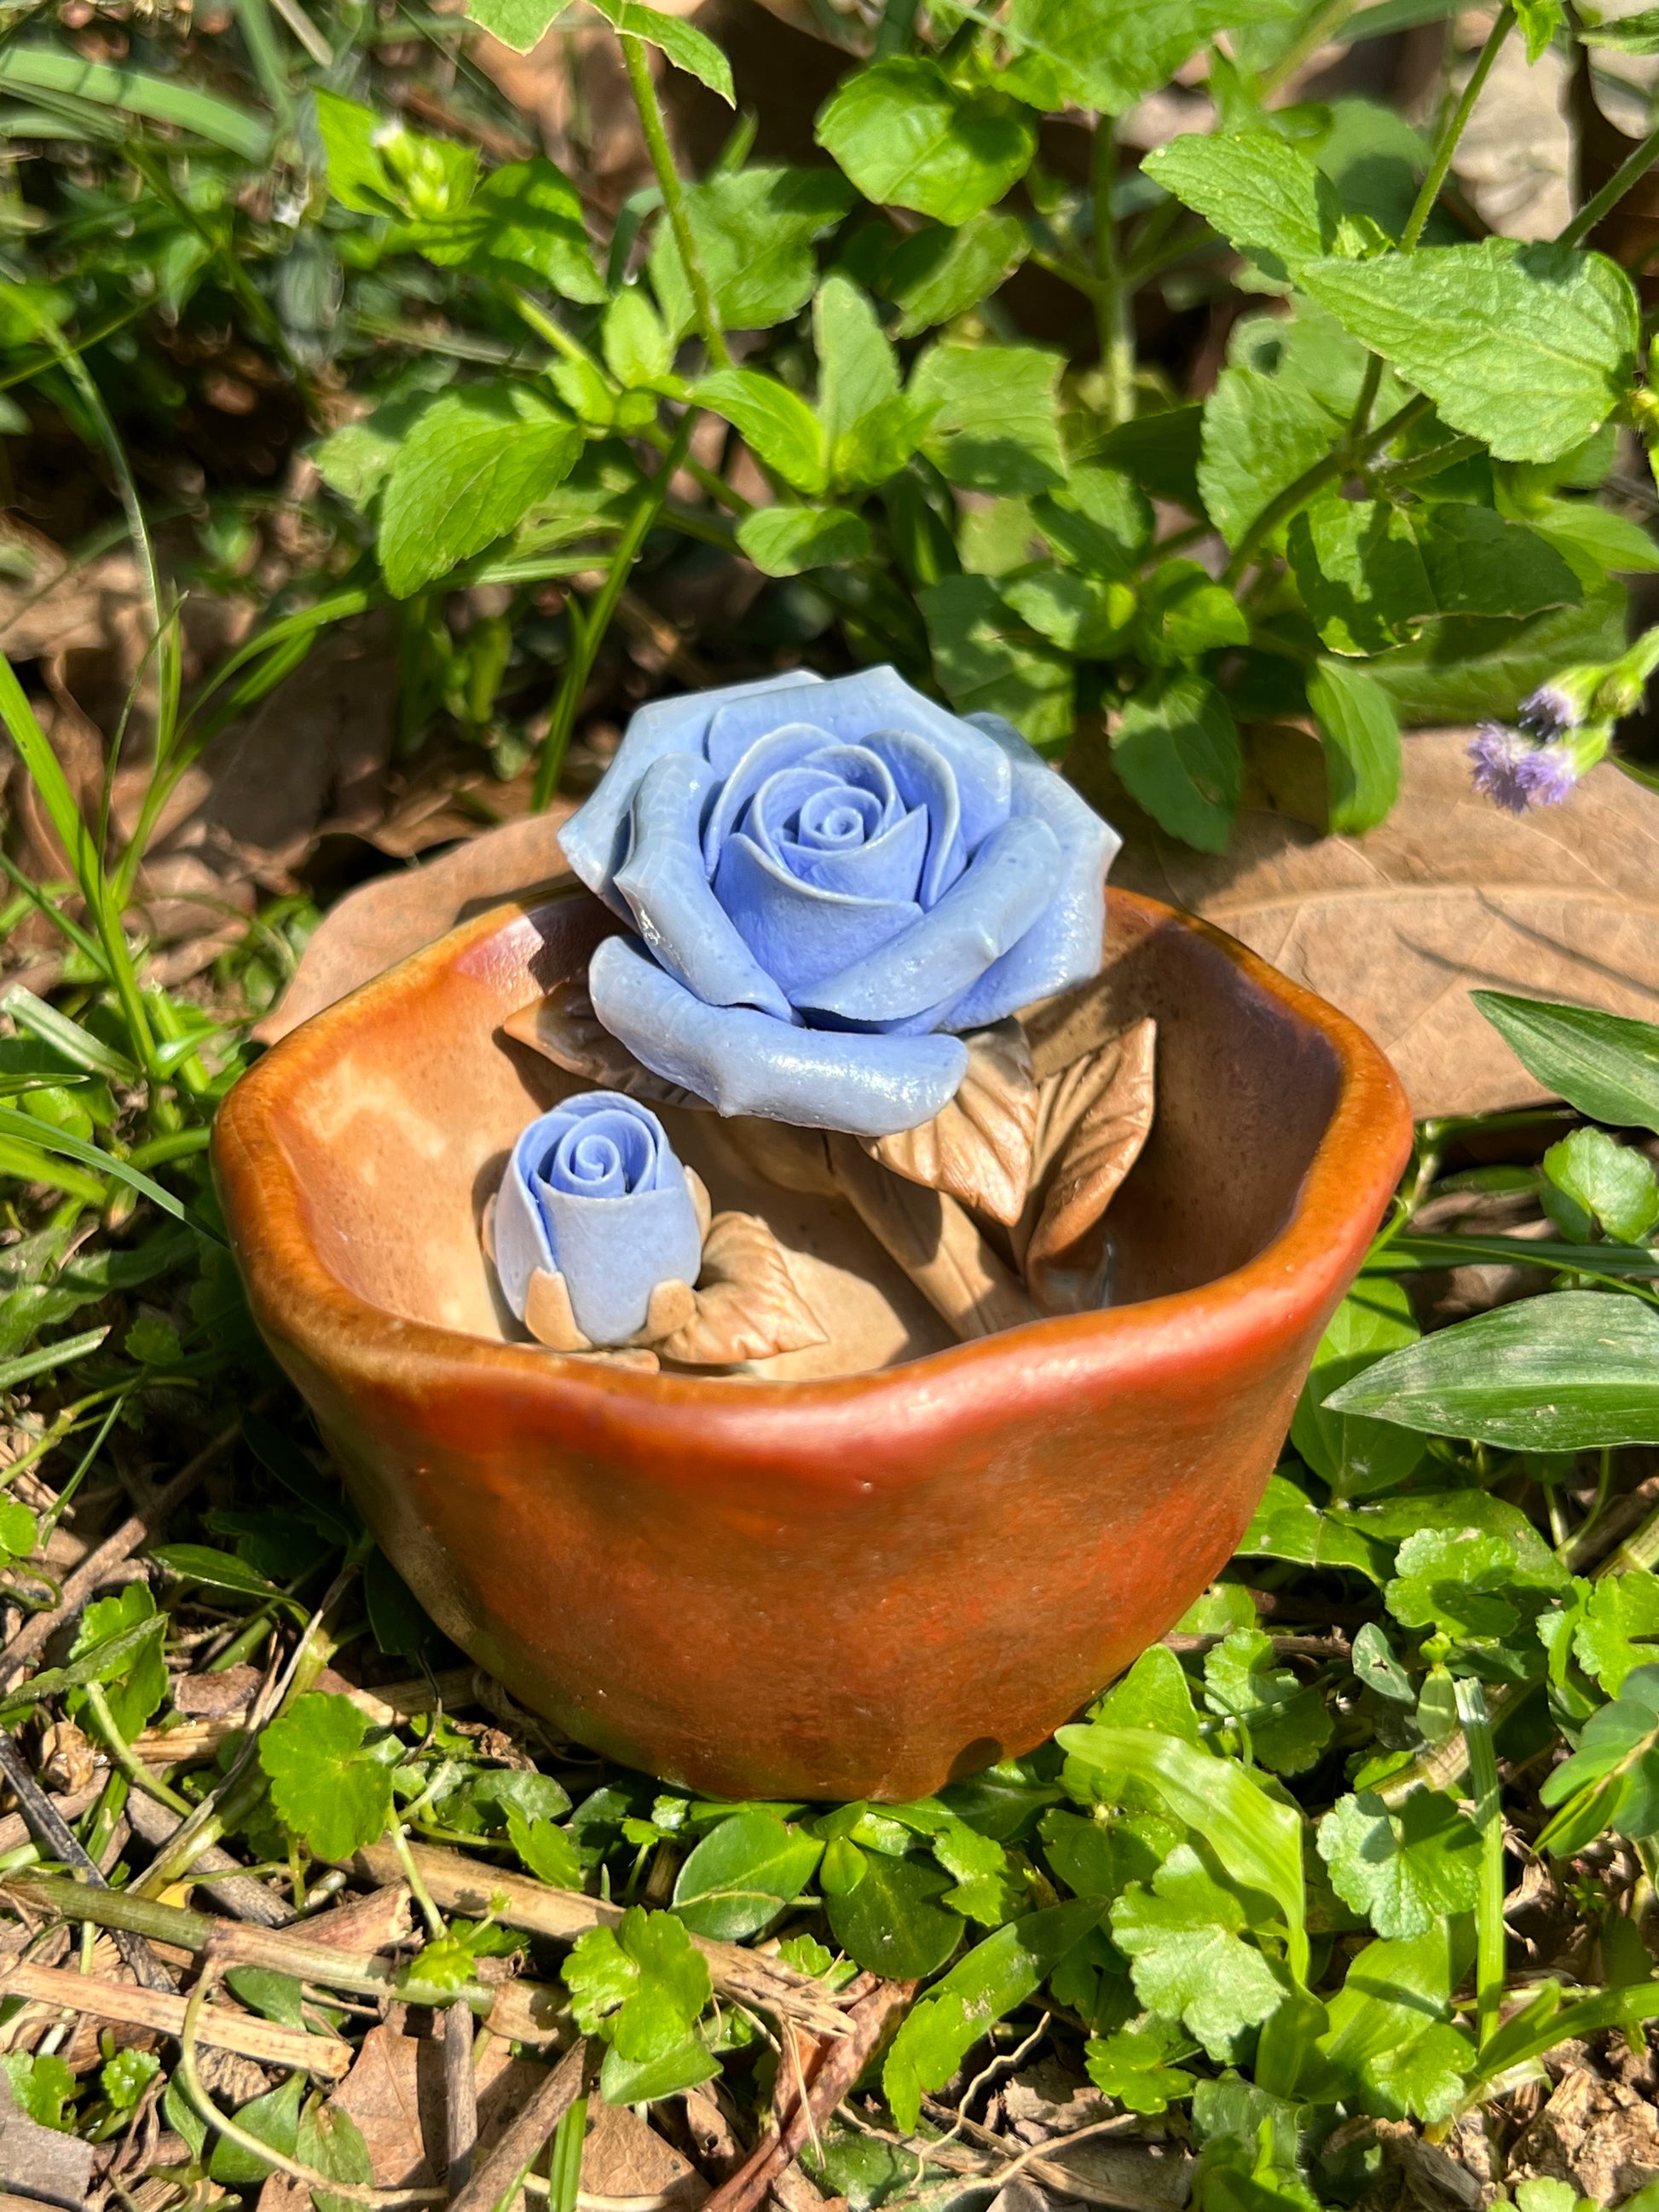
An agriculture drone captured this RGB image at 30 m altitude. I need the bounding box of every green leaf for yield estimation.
[1057,1724,1308,1979]
[1288,498,1431,656]
[297,2102,374,2212]
[1513,0,1565,59]
[1137,559,1249,663]
[258,1693,396,1860]
[1386,1527,1529,1640]
[918,574,1073,748]
[649,166,854,340]
[564,1905,712,2063]
[814,274,932,491]
[70,1583,165,1741]
[1361,580,1627,725]
[1198,362,1338,551]
[1038,1807,1169,1900]
[883,1900,1104,2130]
[0,1500,35,1562]
[1237,1473,1394,1582]
[1143,131,1338,281]
[101,2049,159,2114]
[153,1543,285,1602]
[882,211,1029,338]
[910,340,1066,495]
[1084,2027,1194,2114]
[1306,659,1402,835]
[1001,569,1134,656]
[1300,241,1639,465]
[461,0,569,49]
[1203,1629,1333,1776]
[1578,3,1659,48]
[5,2053,75,2130]
[413,158,604,303]
[815,60,1035,225]
[598,2036,720,2105]
[671,1812,823,1941]
[1112,673,1241,853]
[1526,496,1659,575]
[1291,1277,1425,1497]
[0,44,270,159]
[444,1768,572,1834]
[1110,1845,1287,2059]
[693,370,826,494]
[1350,1620,1415,1702]
[209,2071,305,2185]
[1413,503,1582,618]
[998,0,1299,115]
[737,505,870,575]
[1316,1789,1483,1939]
[602,288,673,389]
[1327,1290,1659,1449]
[824,1848,962,1978]
[581,0,732,95]
[1545,1127,1659,1245]
[1472,991,1659,1133]
[507,1809,586,1888]
[378,384,581,598]
[1315,1923,1476,2122]
[1572,1577,1659,1695]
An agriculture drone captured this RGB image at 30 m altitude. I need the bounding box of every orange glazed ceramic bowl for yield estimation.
[213,880,1411,1801]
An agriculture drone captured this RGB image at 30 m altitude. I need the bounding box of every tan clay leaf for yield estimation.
[1021,1019,1157,1317]
[862,1017,1037,1224]
[523,1268,590,1352]
[1101,728,1659,1118]
[659,1211,828,1365]
[501,977,707,1110]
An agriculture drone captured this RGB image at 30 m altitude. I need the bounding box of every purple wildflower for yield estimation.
[1467,723,1580,814]
[1518,683,1577,741]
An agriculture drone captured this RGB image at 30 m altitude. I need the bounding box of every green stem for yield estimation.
[1403,7,1512,250]
[80,1680,193,1816]
[1223,393,1429,585]
[1258,0,1364,98]
[1559,117,1659,247]
[1092,114,1134,427]
[620,36,731,371]
[389,1822,448,1941]
[530,413,697,812]
[1454,1677,1506,2049]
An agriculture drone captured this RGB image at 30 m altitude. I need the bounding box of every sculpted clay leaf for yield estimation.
[1020,1017,1156,1311]
[658,1210,826,1366]
[1299,241,1639,463]
[502,984,705,1111]
[865,1019,1037,1225]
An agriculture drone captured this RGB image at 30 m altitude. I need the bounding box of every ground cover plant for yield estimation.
[11,0,1659,2206]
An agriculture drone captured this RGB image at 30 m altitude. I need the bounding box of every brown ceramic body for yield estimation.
[213,884,1411,1801]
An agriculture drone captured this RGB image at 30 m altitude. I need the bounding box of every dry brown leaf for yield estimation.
[863,1018,1037,1224]
[581,2096,708,2212]
[1020,1019,1157,1316]
[501,975,706,1110]
[1103,727,1659,1118]
[659,1210,827,1365]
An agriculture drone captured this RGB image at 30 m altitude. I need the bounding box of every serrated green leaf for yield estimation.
[1573,1575,1659,1695]
[882,211,1029,338]
[1203,1628,1334,1776]
[1413,502,1582,619]
[1084,2027,1194,2114]
[379,384,581,597]
[737,505,872,576]
[1288,497,1430,656]
[910,340,1066,495]
[1112,673,1241,853]
[1386,1527,1525,1640]
[258,1693,395,1860]
[1198,363,1338,551]
[1315,1923,1476,2122]
[409,158,604,303]
[587,0,731,99]
[815,59,1035,225]
[999,0,1299,115]
[1306,658,1402,835]
[1300,240,1639,464]
[461,0,570,49]
[694,369,826,494]
[1361,579,1627,725]
[1001,569,1134,656]
[506,1808,585,1888]
[649,166,854,341]
[69,1582,165,1741]
[1316,1788,1483,1938]
[1327,1290,1659,1449]
[564,1904,712,2062]
[5,2053,74,2130]
[1110,1845,1287,2058]
[1143,131,1338,281]
[917,574,1073,748]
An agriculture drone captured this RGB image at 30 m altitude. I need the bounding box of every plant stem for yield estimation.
[1258,0,1364,98]
[1223,391,1430,583]
[620,36,731,372]
[1092,114,1134,426]
[1403,7,1512,250]
[81,1679,193,1816]
[1559,117,1659,247]
[530,413,696,812]
[1454,1676,1506,2050]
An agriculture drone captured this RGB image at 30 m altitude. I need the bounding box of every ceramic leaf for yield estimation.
[502,979,705,1110]
[1022,1018,1157,1314]
[862,1018,1038,1224]
[659,1211,827,1365]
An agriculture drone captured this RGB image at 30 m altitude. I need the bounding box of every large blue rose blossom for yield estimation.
[559,668,1120,1136]
[492,1092,703,1346]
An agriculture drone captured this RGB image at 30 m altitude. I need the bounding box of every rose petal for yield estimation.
[703,667,1013,852]
[861,728,966,904]
[540,1181,704,1344]
[614,754,796,1021]
[491,1146,558,1316]
[713,832,922,1002]
[558,669,823,912]
[501,983,707,1111]
[936,727,1120,1031]
[793,812,1061,1031]
[589,931,968,1136]
[777,804,928,901]
[699,722,847,870]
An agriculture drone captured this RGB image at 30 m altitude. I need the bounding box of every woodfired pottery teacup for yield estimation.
[213,875,1412,1800]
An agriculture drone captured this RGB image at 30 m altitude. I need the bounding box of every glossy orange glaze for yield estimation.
[214,884,1412,1800]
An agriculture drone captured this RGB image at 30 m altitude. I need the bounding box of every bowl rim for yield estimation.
[213,884,1413,1414]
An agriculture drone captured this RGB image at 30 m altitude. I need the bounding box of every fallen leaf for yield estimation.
[1019,1019,1157,1315]
[659,1210,828,1365]
[864,1018,1037,1225]
[1099,727,1659,1118]
[581,2094,708,2212]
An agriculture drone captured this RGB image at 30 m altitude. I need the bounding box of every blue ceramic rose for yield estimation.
[492,1092,702,1346]
[559,667,1119,1137]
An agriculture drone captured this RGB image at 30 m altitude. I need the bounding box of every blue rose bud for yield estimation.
[491,1092,703,1347]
